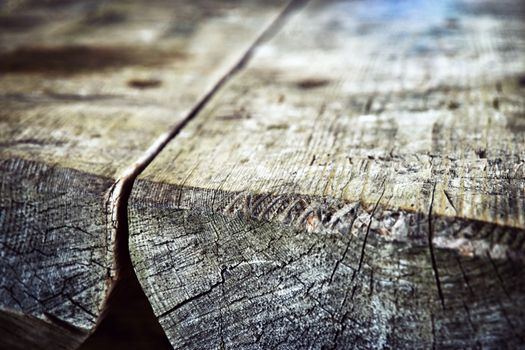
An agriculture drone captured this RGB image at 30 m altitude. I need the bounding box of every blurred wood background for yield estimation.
[1,0,524,349]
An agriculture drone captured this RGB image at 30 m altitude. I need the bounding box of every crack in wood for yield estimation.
[428,183,445,310]
[84,0,310,347]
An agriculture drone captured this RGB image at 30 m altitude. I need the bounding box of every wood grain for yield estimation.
[130,0,525,348]
[0,0,288,347]
[0,0,288,177]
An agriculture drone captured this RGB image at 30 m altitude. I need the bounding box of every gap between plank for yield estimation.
[80,0,309,348]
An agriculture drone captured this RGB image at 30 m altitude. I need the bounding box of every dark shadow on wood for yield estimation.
[79,176,172,350]
[78,271,172,350]
[0,309,86,350]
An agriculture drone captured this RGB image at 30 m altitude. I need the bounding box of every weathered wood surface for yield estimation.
[130,0,525,348]
[0,0,287,347]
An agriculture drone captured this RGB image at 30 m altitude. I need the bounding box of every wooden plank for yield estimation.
[0,309,85,350]
[0,0,288,347]
[129,0,525,348]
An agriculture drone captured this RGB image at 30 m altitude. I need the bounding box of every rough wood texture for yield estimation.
[0,0,287,347]
[130,0,525,348]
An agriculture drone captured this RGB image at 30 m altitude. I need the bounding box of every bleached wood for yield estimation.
[0,0,287,347]
[130,0,525,348]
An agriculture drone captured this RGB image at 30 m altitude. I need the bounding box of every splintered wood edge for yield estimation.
[132,181,525,263]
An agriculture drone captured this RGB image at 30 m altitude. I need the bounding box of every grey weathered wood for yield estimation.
[129,0,525,348]
[0,0,287,347]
